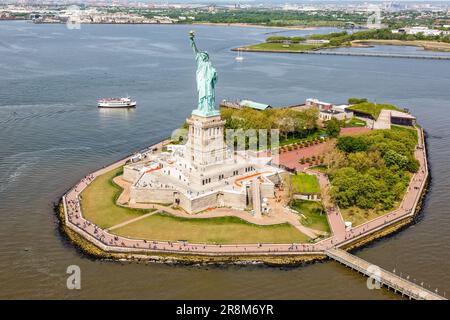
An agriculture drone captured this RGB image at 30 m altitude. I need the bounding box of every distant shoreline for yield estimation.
[4,20,321,30]
[233,38,450,57]
[192,22,318,30]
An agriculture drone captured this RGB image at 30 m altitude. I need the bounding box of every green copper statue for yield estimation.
[189,31,220,117]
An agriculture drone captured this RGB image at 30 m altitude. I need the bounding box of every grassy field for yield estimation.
[80,167,309,244]
[347,102,400,119]
[80,166,151,229]
[242,42,323,52]
[291,173,321,194]
[391,124,418,139]
[309,165,328,173]
[345,117,367,128]
[112,212,310,244]
[279,129,326,147]
[340,205,398,227]
[290,200,330,233]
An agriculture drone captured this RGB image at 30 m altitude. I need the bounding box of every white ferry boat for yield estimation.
[97,97,136,108]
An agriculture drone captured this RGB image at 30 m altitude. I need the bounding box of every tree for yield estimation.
[337,136,368,153]
[348,97,368,105]
[325,118,341,137]
[383,150,408,169]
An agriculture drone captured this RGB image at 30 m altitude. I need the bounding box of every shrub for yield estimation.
[348,97,368,105]
[337,136,368,153]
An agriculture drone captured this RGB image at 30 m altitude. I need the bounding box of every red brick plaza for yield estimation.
[275,127,372,171]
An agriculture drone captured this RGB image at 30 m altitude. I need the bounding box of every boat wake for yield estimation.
[0,146,92,193]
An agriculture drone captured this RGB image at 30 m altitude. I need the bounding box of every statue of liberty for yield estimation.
[189,31,220,117]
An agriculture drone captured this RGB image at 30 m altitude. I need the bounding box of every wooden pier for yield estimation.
[326,249,446,300]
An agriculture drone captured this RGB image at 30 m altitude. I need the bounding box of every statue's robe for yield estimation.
[195,53,217,113]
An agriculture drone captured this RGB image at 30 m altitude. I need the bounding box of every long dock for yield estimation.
[326,248,446,300]
[302,50,450,60]
[235,47,450,60]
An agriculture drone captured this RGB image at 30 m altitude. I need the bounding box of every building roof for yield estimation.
[240,100,272,111]
[389,110,416,119]
[334,104,350,110]
[306,98,333,106]
[320,109,342,115]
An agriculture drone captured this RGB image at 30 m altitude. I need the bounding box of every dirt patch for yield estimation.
[340,127,372,136]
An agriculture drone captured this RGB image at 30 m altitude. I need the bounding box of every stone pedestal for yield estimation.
[186,114,228,167]
[252,180,262,219]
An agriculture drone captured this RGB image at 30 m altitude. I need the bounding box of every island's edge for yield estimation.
[54,130,430,266]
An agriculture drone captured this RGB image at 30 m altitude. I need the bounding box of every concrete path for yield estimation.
[107,210,159,231]
[306,169,346,237]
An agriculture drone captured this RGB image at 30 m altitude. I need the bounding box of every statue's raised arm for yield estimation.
[189,31,199,55]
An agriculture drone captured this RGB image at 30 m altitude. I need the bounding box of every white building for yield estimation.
[307,99,353,121]
[393,26,448,36]
[124,113,283,214]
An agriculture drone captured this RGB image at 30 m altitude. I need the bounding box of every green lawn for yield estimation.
[290,200,330,233]
[348,102,400,119]
[345,117,367,128]
[309,165,328,173]
[80,167,309,244]
[243,42,323,52]
[80,166,151,229]
[279,129,326,147]
[112,212,309,244]
[391,124,418,139]
[340,205,399,227]
[291,173,321,194]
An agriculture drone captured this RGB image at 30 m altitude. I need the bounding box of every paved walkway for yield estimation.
[305,169,346,237]
[107,211,159,231]
[62,128,428,256]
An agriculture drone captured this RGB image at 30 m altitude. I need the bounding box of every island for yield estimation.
[234,29,450,55]
[56,34,442,300]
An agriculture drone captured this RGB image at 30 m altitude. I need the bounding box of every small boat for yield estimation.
[235,48,244,61]
[97,97,136,108]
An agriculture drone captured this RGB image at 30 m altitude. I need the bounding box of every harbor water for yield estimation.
[0,21,450,299]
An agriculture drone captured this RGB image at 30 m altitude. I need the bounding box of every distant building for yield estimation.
[357,109,417,129]
[393,26,448,36]
[305,98,333,111]
[319,109,353,121]
[389,110,416,126]
[333,104,351,113]
[307,99,353,121]
[239,100,272,111]
[319,110,347,121]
